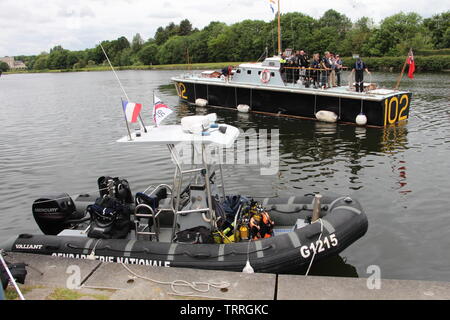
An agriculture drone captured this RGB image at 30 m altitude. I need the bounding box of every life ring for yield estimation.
[260,69,271,83]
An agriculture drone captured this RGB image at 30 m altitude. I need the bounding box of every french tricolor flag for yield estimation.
[122,100,142,123]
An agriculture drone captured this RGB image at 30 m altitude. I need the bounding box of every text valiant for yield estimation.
[15,244,43,250]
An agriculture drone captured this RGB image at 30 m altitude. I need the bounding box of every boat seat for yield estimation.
[135,192,159,210]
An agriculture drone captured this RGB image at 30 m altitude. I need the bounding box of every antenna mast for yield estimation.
[99,43,147,133]
[277,0,281,55]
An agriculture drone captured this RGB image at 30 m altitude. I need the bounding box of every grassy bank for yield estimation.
[4,62,243,75]
[4,55,450,75]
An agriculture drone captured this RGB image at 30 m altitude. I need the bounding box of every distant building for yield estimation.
[0,56,27,69]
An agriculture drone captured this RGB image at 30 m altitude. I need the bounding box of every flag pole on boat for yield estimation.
[394,47,412,90]
[120,97,133,141]
[152,90,157,127]
[99,43,148,133]
[277,0,281,55]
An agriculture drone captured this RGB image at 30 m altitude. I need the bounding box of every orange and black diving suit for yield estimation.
[249,210,275,240]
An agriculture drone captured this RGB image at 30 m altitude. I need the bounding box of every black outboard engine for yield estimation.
[87,176,134,239]
[32,194,84,235]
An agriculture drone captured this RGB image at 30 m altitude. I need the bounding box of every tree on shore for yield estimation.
[11,9,450,71]
[423,11,450,49]
[0,61,9,72]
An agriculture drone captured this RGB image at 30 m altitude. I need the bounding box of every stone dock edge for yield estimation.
[2,252,450,300]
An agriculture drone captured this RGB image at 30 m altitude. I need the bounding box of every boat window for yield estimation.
[271,72,275,77]
[236,69,241,73]
[269,62,275,66]
[247,70,252,75]
[258,71,261,75]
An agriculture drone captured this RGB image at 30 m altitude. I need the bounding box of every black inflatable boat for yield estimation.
[2,115,368,274]
[5,193,367,274]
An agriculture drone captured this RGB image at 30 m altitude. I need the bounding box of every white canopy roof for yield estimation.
[117,124,239,148]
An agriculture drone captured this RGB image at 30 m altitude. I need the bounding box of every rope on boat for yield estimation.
[304,218,324,276]
[120,262,230,298]
[0,250,25,300]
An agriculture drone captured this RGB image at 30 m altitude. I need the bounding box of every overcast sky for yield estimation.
[0,0,448,56]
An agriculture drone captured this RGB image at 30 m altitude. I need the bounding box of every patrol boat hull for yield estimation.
[173,78,412,127]
[5,195,368,274]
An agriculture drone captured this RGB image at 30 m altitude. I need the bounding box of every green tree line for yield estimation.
[13,10,450,71]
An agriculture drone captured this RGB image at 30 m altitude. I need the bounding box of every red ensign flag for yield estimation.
[407,49,415,79]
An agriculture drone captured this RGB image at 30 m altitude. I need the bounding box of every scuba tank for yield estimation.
[239,224,249,240]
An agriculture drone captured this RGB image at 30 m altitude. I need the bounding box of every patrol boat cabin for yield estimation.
[172,55,412,127]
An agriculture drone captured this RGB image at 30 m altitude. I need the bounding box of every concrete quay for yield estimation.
[2,252,450,300]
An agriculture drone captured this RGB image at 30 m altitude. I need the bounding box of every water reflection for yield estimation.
[184,104,411,193]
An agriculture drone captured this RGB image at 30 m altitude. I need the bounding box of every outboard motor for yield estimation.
[32,193,84,235]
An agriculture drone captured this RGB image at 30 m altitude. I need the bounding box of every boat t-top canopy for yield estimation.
[116,114,240,242]
[117,114,239,148]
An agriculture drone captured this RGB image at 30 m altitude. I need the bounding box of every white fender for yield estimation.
[195,98,208,107]
[355,113,368,126]
[315,110,338,123]
[237,104,251,113]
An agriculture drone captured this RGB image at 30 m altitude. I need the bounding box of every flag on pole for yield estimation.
[269,0,276,13]
[152,95,173,126]
[407,49,415,79]
[122,100,142,123]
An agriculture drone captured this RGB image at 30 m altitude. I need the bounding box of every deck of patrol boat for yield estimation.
[172,55,412,126]
[173,72,406,102]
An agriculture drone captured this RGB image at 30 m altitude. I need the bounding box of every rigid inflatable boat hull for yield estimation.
[7,196,368,274]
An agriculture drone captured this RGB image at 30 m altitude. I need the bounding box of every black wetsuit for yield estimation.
[335,59,343,86]
[310,59,320,88]
[354,60,366,92]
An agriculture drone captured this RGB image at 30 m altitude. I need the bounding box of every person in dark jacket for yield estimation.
[335,55,343,86]
[320,51,332,88]
[352,57,370,92]
[310,53,321,88]
[298,50,309,67]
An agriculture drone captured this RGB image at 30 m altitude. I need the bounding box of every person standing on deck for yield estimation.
[310,53,321,88]
[330,53,337,87]
[335,55,343,86]
[321,51,332,89]
[352,57,370,92]
[298,50,309,67]
[298,50,308,83]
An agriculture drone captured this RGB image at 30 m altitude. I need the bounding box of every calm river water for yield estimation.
[0,70,449,281]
